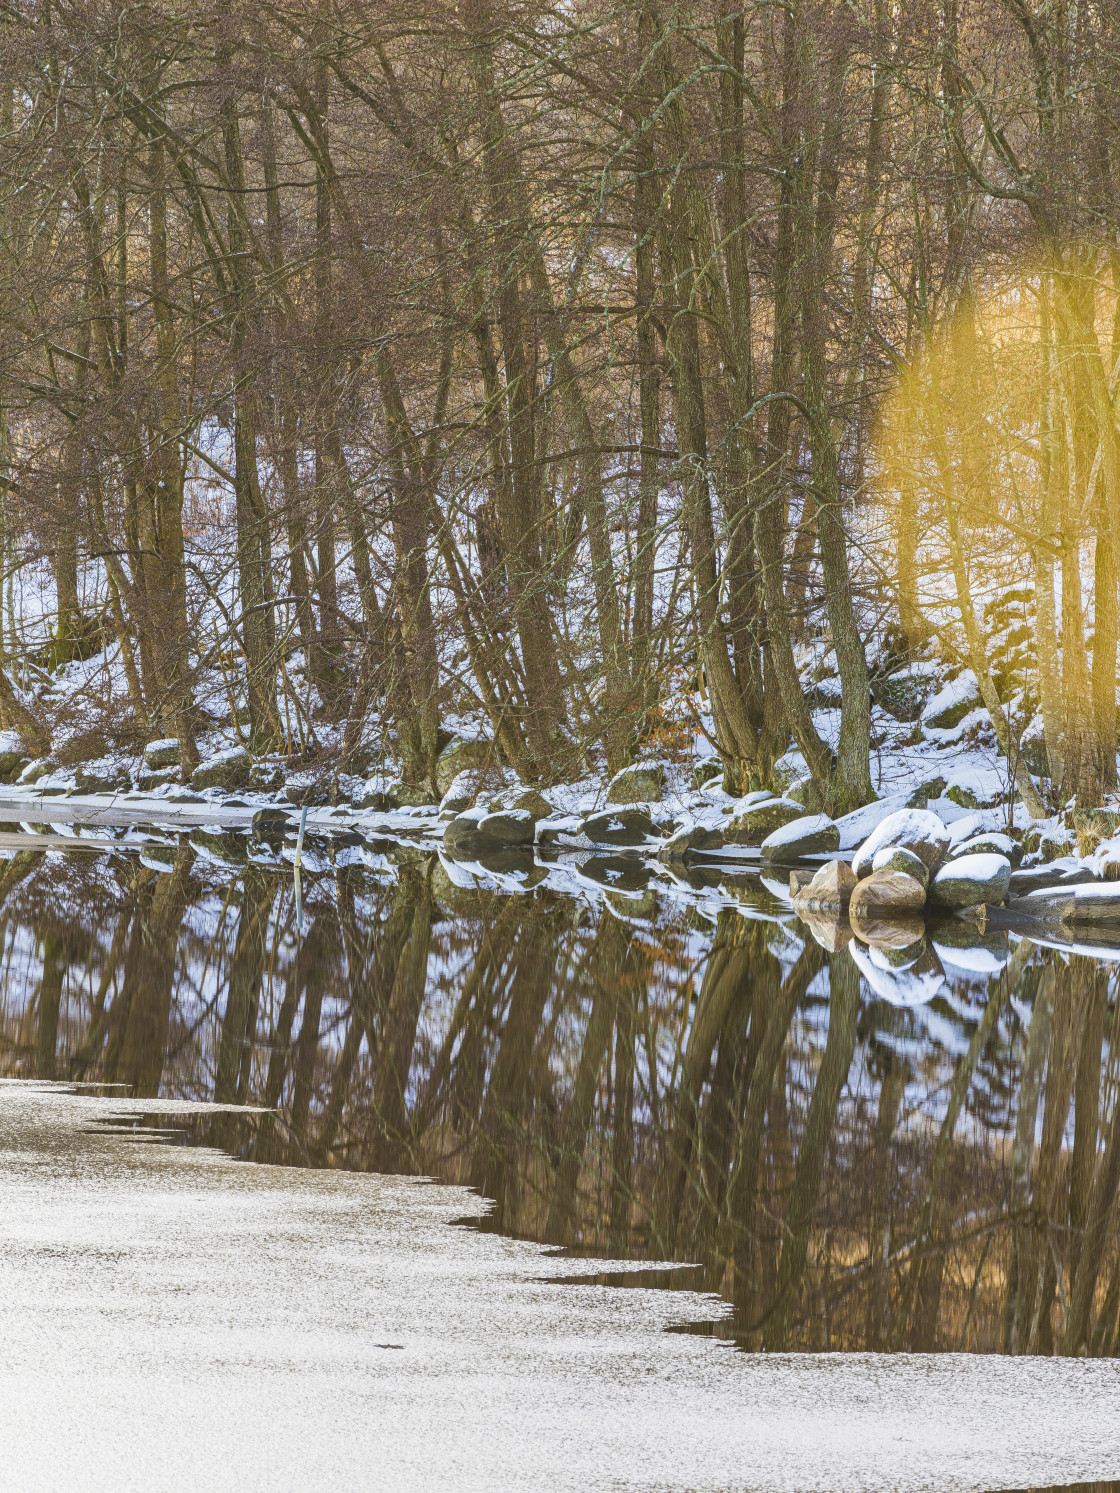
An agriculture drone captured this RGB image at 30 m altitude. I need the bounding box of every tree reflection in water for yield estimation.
[2,839,1120,1358]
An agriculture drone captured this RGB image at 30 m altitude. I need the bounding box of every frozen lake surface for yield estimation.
[2,1081,1119,1493]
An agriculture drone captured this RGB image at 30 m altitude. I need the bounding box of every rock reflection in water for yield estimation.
[1,836,1119,1358]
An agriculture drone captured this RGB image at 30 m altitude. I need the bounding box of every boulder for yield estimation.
[851,808,950,879]
[951,831,1020,865]
[507,788,554,819]
[791,859,857,912]
[849,869,927,920]
[691,757,723,791]
[192,745,252,792]
[872,665,937,722]
[606,761,665,805]
[137,766,178,792]
[435,737,495,797]
[921,670,983,729]
[788,775,825,813]
[18,757,52,785]
[388,781,440,809]
[583,807,654,846]
[142,737,180,770]
[252,808,292,839]
[929,853,1011,910]
[0,729,25,781]
[657,824,724,862]
[443,807,536,856]
[761,813,840,861]
[724,797,805,846]
[75,765,128,794]
[870,845,930,888]
[439,770,478,815]
[904,775,947,808]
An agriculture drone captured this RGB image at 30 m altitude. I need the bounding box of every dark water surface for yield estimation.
[3,821,1120,1361]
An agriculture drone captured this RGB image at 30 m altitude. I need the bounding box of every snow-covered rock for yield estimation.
[852,808,950,879]
[443,806,536,855]
[951,831,1018,863]
[922,670,983,729]
[583,807,655,846]
[930,853,1011,909]
[435,736,495,796]
[192,744,252,792]
[760,813,839,860]
[658,823,724,862]
[606,760,666,805]
[833,793,912,851]
[871,845,930,886]
[143,737,180,770]
[0,728,25,778]
[725,797,804,846]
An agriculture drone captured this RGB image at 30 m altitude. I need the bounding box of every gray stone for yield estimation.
[252,808,292,839]
[930,853,1012,910]
[443,807,536,856]
[922,672,983,729]
[724,797,804,846]
[0,728,24,780]
[137,766,178,792]
[18,758,53,786]
[657,825,724,862]
[904,776,946,808]
[851,808,950,879]
[788,776,825,813]
[761,813,840,861]
[75,765,128,795]
[435,738,495,797]
[691,758,723,791]
[951,832,1020,865]
[606,761,665,805]
[583,808,654,846]
[870,845,930,888]
[849,869,928,919]
[143,737,180,770]
[791,859,857,912]
[192,746,252,792]
[873,668,937,722]
[509,788,553,819]
[388,781,440,809]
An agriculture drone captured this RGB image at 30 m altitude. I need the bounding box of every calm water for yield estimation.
[2,820,1120,1361]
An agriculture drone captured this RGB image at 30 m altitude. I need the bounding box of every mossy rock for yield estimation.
[691,757,723,791]
[75,765,129,795]
[192,746,252,792]
[389,781,440,809]
[583,807,655,846]
[143,737,180,770]
[435,737,496,797]
[606,761,665,805]
[724,797,804,846]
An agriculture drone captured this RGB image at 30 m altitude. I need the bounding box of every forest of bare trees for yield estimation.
[2,0,1119,810]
